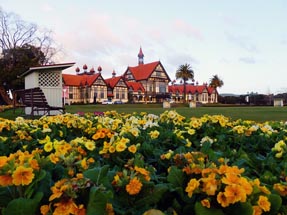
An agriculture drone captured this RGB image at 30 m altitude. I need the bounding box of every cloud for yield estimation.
[172,19,204,40]
[225,32,258,53]
[41,3,54,12]
[239,56,256,64]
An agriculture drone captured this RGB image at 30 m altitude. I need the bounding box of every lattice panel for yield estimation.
[39,72,61,87]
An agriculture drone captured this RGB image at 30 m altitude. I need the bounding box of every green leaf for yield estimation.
[194,201,224,215]
[224,202,253,215]
[83,165,110,186]
[268,194,282,214]
[134,184,169,207]
[86,186,108,215]
[2,193,43,215]
[25,170,46,198]
[0,187,13,207]
[167,166,184,187]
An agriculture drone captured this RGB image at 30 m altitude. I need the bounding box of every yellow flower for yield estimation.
[12,166,35,186]
[149,130,160,139]
[188,128,196,135]
[185,178,200,198]
[128,144,137,154]
[38,135,51,144]
[130,128,139,137]
[81,158,88,169]
[44,142,54,152]
[257,195,271,212]
[185,139,192,147]
[42,123,52,133]
[126,177,143,195]
[115,142,127,152]
[143,209,164,215]
[85,140,96,151]
[109,145,116,153]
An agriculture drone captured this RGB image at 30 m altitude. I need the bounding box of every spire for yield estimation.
[112,69,116,77]
[138,46,144,65]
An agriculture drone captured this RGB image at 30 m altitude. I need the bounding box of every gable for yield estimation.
[93,76,106,86]
[150,62,171,81]
[125,70,135,81]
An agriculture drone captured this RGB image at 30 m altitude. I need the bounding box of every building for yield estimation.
[168,82,218,103]
[62,47,218,104]
[105,70,129,103]
[62,65,108,104]
[122,47,171,103]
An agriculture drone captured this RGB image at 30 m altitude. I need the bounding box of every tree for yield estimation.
[175,64,194,103]
[0,44,45,89]
[0,8,59,104]
[209,75,224,89]
[0,8,57,64]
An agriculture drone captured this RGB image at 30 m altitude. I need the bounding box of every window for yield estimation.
[159,83,166,93]
[122,93,125,99]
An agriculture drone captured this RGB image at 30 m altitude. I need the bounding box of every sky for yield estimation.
[1,0,286,95]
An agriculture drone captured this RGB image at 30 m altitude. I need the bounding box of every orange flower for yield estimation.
[185,178,200,198]
[106,203,115,215]
[92,132,100,140]
[134,166,150,181]
[53,198,79,215]
[201,199,210,208]
[0,156,8,168]
[252,205,263,215]
[12,166,35,186]
[217,192,230,207]
[201,173,219,195]
[273,183,287,196]
[224,184,247,204]
[40,204,50,215]
[29,159,40,170]
[126,177,143,195]
[0,174,13,186]
[222,173,241,185]
[257,195,271,212]
[49,153,60,164]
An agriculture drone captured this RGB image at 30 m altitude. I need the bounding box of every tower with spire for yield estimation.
[138,47,144,65]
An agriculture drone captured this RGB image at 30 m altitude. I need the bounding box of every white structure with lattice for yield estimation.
[20,63,75,115]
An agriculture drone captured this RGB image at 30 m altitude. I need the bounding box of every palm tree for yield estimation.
[209,75,224,89]
[176,64,194,103]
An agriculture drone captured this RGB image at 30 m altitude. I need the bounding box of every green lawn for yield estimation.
[1,104,287,122]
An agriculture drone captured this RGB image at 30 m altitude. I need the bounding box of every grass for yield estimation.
[1,103,287,122]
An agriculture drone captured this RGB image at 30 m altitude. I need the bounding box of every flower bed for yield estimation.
[0,110,287,215]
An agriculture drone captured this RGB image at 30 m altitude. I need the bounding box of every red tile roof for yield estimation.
[62,73,104,87]
[168,84,213,94]
[126,61,160,80]
[126,82,145,92]
[105,76,127,88]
